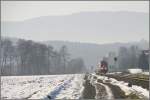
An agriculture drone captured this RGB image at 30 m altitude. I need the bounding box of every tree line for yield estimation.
[0,38,86,75]
[117,45,149,71]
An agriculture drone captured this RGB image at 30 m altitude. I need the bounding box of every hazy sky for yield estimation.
[2,1,149,21]
[1,1,149,44]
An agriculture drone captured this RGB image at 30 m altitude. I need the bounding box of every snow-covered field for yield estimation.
[1,72,149,99]
[1,74,84,99]
[127,69,143,74]
[92,74,149,99]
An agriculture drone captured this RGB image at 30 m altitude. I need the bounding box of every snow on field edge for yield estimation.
[1,74,84,99]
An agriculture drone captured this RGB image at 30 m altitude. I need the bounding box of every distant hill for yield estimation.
[1,11,149,42]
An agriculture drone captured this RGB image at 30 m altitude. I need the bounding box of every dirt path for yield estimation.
[106,73,149,90]
[82,79,96,99]
[82,74,110,99]
[95,83,110,99]
[82,73,149,99]
[97,79,126,99]
[96,74,147,99]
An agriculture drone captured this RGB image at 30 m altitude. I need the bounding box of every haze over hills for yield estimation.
[1,36,149,70]
[1,11,149,43]
[44,40,149,68]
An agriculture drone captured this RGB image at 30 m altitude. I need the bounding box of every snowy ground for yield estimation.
[1,72,149,99]
[92,74,149,99]
[142,72,149,75]
[1,74,84,99]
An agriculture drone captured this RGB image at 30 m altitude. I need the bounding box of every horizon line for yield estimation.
[2,10,149,22]
[2,36,148,46]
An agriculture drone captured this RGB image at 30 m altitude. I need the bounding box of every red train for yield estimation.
[96,60,108,75]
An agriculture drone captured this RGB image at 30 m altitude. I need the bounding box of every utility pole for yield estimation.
[114,57,117,72]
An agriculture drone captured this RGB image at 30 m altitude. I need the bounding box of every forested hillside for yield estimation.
[1,37,148,75]
[45,40,149,69]
[0,38,86,75]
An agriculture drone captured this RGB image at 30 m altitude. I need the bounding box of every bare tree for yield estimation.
[59,45,70,73]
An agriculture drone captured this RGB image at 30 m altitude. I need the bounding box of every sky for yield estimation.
[1,1,149,44]
[2,1,149,21]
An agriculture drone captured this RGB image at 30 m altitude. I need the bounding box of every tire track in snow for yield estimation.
[93,74,149,99]
[96,82,114,99]
[44,76,74,100]
[55,74,84,99]
[95,76,131,99]
[82,79,96,99]
[92,75,114,99]
[85,74,114,99]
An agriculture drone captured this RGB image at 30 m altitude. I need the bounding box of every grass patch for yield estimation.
[126,93,140,99]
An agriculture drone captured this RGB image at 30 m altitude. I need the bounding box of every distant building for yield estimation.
[143,50,150,56]
[138,49,149,70]
[107,52,117,72]
[143,49,149,61]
